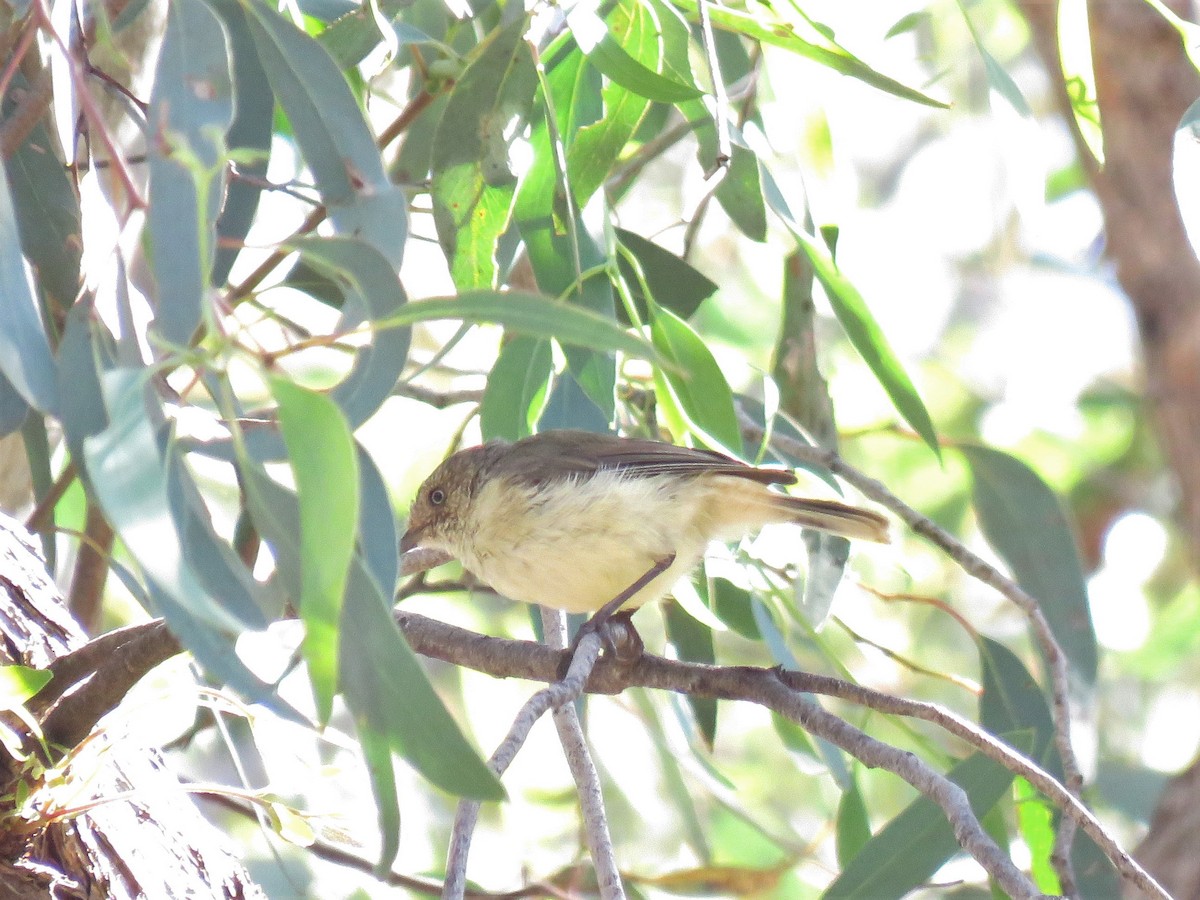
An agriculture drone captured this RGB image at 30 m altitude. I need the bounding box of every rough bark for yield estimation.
[0,514,263,899]
[1016,1,1200,896]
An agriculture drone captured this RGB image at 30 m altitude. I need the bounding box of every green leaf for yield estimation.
[287,236,411,427]
[824,735,1030,898]
[977,636,1060,778]
[271,377,360,724]
[320,0,427,68]
[244,0,408,265]
[671,0,947,109]
[431,18,537,289]
[146,0,234,346]
[961,445,1098,685]
[355,443,399,600]
[664,602,718,748]
[2,73,81,314]
[650,305,741,453]
[340,560,504,801]
[682,97,769,243]
[84,369,255,632]
[0,665,51,709]
[209,0,275,287]
[538,369,611,433]
[836,777,871,868]
[480,336,553,441]
[1014,777,1060,894]
[381,290,654,360]
[356,719,401,872]
[709,576,761,640]
[762,170,939,457]
[567,0,703,102]
[957,0,1033,117]
[0,159,58,414]
[615,229,717,325]
[0,374,28,437]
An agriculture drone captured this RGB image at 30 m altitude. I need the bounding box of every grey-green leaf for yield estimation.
[961,445,1098,685]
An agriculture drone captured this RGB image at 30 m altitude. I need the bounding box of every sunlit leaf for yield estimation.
[0,665,51,709]
[651,305,741,453]
[271,377,360,724]
[431,17,536,289]
[961,445,1098,685]
[567,0,703,102]
[671,0,947,108]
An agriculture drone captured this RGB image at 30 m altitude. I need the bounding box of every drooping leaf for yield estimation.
[978,636,1061,779]
[538,369,611,433]
[961,445,1098,685]
[288,236,411,428]
[650,305,741,453]
[355,443,399,601]
[0,374,28,438]
[480,336,553,441]
[271,377,360,724]
[664,601,718,748]
[431,17,537,289]
[2,72,82,314]
[567,0,703,102]
[957,0,1033,117]
[0,159,58,414]
[824,735,1030,898]
[761,169,940,458]
[671,0,947,109]
[83,369,256,632]
[208,0,275,287]
[146,0,234,345]
[835,776,871,868]
[243,0,408,266]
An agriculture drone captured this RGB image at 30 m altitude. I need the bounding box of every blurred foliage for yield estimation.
[0,0,1190,896]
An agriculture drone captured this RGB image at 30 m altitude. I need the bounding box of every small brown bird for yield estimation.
[400,430,889,616]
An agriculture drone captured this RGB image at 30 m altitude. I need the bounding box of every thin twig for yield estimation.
[742,423,1088,849]
[696,0,730,178]
[443,632,605,900]
[540,608,624,900]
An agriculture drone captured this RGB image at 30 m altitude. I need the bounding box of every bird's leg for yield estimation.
[558,553,676,678]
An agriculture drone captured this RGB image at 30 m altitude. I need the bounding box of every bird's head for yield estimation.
[400,445,491,555]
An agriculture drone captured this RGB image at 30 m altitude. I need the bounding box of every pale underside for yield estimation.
[454,469,788,614]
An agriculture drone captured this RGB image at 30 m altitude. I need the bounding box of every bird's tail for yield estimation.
[774,495,891,544]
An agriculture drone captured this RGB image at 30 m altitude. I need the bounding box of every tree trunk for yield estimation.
[0,514,263,899]
[1017,1,1200,896]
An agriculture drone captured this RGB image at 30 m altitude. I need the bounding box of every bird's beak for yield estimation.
[399,527,420,554]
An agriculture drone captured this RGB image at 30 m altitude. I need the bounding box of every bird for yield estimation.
[399,430,889,618]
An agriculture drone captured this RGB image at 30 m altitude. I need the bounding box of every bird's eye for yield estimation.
[429,487,446,506]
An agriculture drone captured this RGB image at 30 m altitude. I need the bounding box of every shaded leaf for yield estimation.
[824,735,1030,898]
[538,369,611,433]
[480,336,553,441]
[709,576,760,640]
[288,236,411,428]
[957,1,1033,117]
[209,0,275,287]
[836,777,871,868]
[961,445,1098,685]
[664,601,718,748]
[84,369,254,631]
[615,229,717,325]
[2,73,81,313]
[0,374,28,438]
[244,0,408,265]
[978,636,1060,779]
[271,377,360,724]
[146,0,234,345]
[355,443,399,601]
[0,159,58,414]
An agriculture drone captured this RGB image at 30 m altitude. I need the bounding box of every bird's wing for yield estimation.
[487,430,796,487]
